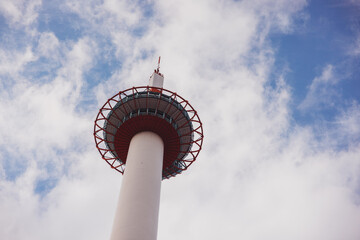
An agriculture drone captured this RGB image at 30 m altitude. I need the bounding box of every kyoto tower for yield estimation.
[94,58,203,240]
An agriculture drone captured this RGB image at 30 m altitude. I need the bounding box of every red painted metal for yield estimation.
[94,86,203,179]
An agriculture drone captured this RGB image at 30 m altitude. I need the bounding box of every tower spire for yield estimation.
[149,56,164,92]
[157,56,161,73]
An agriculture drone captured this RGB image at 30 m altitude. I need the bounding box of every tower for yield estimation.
[94,58,203,240]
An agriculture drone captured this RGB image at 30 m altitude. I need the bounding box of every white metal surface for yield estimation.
[149,71,164,88]
[110,131,164,240]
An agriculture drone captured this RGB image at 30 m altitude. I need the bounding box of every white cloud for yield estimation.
[65,0,142,26]
[298,64,339,111]
[36,32,60,59]
[0,33,107,239]
[0,37,96,155]
[0,0,41,28]
[0,46,37,77]
[333,101,360,146]
[349,0,360,6]
[352,34,360,56]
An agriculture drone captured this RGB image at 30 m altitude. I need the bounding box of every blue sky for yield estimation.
[0,0,360,239]
[272,0,360,127]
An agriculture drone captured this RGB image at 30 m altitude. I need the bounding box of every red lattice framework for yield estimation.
[94,86,203,179]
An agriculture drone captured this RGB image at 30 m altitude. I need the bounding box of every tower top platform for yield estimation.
[94,85,203,179]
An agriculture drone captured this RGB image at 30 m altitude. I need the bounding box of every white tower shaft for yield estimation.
[110,131,164,240]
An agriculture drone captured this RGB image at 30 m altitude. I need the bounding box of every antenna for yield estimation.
[156,56,161,73]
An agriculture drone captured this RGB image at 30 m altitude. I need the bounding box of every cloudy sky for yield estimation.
[1,0,360,239]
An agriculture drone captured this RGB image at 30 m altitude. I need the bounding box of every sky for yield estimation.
[0,0,360,239]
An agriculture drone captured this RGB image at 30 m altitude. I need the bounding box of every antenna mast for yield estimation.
[156,56,161,74]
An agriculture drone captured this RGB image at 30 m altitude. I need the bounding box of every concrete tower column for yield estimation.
[110,131,164,240]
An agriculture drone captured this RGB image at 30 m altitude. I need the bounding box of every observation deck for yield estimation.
[94,86,203,179]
